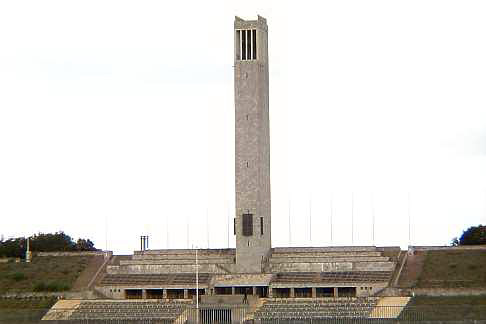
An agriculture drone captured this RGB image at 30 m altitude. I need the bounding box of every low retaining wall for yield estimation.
[413,288,486,296]
[37,251,111,257]
[410,245,486,251]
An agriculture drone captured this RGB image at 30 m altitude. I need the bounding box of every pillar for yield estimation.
[312,287,316,298]
[163,289,168,299]
[333,287,338,298]
[253,286,257,296]
[268,287,273,298]
[184,289,188,299]
[232,287,236,295]
[142,289,147,299]
[290,288,295,298]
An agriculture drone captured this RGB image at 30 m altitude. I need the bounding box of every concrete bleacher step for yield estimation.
[272,251,383,258]
[66,300,190,320]
[270,256,390,263]
[273,247,378,253]
[121,258,234,265]
[100,273,211,286]
[253,298,380,319]
[133,248,234,258]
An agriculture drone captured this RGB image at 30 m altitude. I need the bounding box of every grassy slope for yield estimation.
[399,296,486,320]
[416,250,486,288]
[396,251,426,288]
[0,256,91,294]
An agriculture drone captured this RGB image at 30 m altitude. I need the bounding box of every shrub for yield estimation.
[10,272,26,281]
[33,282,47,292]
[33,281,70,292]
[49,281,70,292]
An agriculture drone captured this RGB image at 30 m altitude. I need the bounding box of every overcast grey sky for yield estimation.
[1,1,485,254]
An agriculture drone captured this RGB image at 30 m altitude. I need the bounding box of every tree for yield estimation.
[0,232,98,257]
[453,225,486,246]
[451,237,459,246]
[0,238,24,258]
[74,238,96,251]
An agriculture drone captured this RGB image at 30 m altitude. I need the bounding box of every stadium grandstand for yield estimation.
[4,15,483,323]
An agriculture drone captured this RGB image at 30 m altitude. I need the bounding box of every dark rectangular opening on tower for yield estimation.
[246,30,251,60]
[242,213,253,236]
[252,29,257,59]
[237,29,257,61]
[260,217,264,235]
[241,30,247,60]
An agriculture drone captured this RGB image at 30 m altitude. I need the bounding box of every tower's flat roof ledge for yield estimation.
[234,15,268,30]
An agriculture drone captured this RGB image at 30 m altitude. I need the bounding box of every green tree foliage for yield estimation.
[0,238,23,258]
[30,232,76,252]
[74,238,96,251]
[453,225,486,246]
[0,232,98,258]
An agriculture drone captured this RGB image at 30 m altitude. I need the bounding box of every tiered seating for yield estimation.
[254,298,380,319]
[100,274,170,285]
[272,271,392,284]
[269,247,396,273]
[100,273,211,286]
[68,300,190,321]
[107,248,236,274]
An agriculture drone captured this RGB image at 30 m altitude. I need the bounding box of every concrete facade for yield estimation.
[234,15,271,273]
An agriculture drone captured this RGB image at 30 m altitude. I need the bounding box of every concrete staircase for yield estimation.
[369,296,411,318]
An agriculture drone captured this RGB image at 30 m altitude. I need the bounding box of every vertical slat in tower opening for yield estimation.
[234,16,270,273]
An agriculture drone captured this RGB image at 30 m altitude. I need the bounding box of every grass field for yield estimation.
[416,250,486,288]
[0,256,91,294]
[399,295,486,320]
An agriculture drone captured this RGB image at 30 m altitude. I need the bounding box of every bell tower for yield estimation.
[234,16,271,273]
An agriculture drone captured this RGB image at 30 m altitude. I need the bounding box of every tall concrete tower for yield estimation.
[234,16,271,273]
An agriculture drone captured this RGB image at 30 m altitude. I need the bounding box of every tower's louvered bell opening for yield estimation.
[236,29,257,61]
